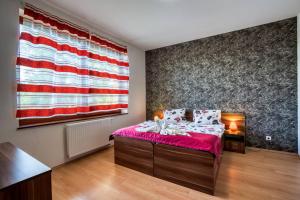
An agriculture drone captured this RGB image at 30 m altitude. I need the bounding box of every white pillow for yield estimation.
[193,110,221,126]
[163,108,186,123]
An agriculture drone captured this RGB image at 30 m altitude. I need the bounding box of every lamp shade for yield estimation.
[153,110,164,120]
[154,116,160,121]
[229,121,238,131]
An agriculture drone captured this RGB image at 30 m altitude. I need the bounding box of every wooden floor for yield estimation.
[52,147,300,200]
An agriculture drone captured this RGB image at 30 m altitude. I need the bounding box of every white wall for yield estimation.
[0,0,146,167]
[297,14,300,155]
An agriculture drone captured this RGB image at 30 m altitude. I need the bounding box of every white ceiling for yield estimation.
[40,0,300,50]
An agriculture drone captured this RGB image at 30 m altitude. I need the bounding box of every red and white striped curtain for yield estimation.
[16,4,129,126]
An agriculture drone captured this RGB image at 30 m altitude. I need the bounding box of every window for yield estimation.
[17,4,129,127]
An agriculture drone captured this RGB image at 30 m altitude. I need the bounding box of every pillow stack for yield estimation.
[163,108,186,123]
[193,110,221,126]
[162,108,221,126]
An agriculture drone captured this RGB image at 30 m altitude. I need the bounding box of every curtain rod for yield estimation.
[19,1,127,49]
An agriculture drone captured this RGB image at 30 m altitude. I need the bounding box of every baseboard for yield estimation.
[246,147,298,156]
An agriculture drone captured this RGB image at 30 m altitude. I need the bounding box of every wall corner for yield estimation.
[297,14,300,155]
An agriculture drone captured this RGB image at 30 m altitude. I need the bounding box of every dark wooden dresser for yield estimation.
[0,142,52,200]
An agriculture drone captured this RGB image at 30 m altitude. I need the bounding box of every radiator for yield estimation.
[65,118,113,158]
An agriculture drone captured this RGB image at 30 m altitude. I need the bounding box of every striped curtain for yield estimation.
[17,4,129,126]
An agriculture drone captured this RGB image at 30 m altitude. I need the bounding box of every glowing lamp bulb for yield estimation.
[229,121,238,131]
[154,116,160,122]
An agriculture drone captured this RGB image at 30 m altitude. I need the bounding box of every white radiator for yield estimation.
[65,118,113,158]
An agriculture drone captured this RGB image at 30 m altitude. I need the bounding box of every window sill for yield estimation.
[17,112,128,130]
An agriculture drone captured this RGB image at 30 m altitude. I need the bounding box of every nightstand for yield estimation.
[223,130,245,153]
[221,112,246,154]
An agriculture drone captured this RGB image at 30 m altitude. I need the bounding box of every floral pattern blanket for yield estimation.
[113,120,224,158]
[136,120,224,137]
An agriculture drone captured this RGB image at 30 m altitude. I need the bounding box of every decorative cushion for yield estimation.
[193,110,221,126]
[163,108,186,123]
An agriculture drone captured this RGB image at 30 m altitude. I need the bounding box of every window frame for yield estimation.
[17,5,129,128]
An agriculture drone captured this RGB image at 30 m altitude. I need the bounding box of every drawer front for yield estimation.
[114,136,153,151]
[224,140,245,153]
[0,172,52,200]
[114,136,153,175]
[154,144,216,193]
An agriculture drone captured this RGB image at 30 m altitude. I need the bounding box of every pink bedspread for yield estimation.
[113,125,222,158]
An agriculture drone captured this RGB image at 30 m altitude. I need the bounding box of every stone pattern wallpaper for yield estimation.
[146,18,297,152]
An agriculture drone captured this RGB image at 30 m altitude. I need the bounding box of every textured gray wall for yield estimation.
[146,18,297,152]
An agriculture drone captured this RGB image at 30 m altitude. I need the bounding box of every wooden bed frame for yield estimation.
[114,111,224,195]
[114,136,221,194]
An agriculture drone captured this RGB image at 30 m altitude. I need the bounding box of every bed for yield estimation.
[113,111,224,195]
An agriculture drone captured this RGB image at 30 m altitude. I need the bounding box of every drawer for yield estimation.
[224,140,245,153]
[153,144,216,192]
[114,136,154,175]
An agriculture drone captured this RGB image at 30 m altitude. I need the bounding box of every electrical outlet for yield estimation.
[266,136,272,141]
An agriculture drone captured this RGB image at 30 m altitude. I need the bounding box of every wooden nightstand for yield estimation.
[221,112,246,154]
[223,130,245,153]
